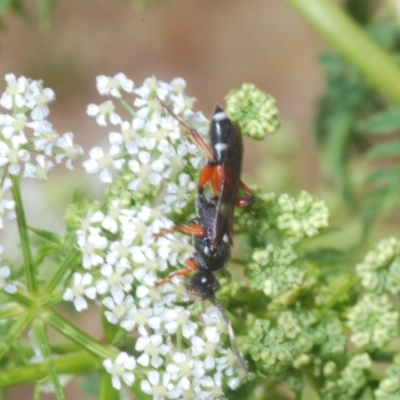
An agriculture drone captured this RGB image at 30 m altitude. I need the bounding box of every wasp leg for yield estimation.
[153,223,206,238]
[155,259,199,287]
[235,181,255,207]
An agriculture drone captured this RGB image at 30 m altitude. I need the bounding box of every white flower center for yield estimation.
[98,154,114,169]
[144,343,159,357]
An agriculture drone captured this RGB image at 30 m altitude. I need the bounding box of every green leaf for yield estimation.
[366,140,400,160]
[357,108,400,134]
[30,227,61,244]
[364,167,400,185]
[345,0,373,25]
[303,248,346,265]
[33,244,62,267]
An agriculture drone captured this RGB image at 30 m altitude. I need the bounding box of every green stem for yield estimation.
[3,288,34,308]
[0,304,26,320]
[43,310,117,359]
[10,175,36,292]
[0,351,98,388]
[119,97,137,117]
[33,319,66,400]
[284,0,400,107]
[44,248,80,293]
[0,313,33,359]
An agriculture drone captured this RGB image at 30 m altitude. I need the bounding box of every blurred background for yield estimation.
[1,0,326,187]
[3,1,328,398]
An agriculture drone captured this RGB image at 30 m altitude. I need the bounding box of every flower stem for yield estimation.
[0,313,33,359]
[44,248,80,293]
[284,0,400,107]
[0,350,98,388]
[43,310,117,359]
[33,319,66,400]
[10,175,36,292]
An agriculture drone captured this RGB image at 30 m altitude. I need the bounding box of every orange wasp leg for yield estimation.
[198,164,215,192]
[235,181,255,207]
[155,259,199,287]
[154,223,206,238]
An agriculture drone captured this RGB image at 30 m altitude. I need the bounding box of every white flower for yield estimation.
[103,351,136,390]
[87,100,121,126]
[96,73,134,97]
[28,120,59,155]
[102,288,135,325]
[23,154,54,181]
[0,139,30,175]
[83,145,124,183]
[162,306,197,338]
[63,272,96,311]
[26,79,55,120]
[127,151,166,190]
[134,76,170,101]
[106,240,132,269]
[100,199,126,234]
[96,263,133,295]
[0,74,29,109]
[0,266,16,293]
[112,118,145,155]
[1,113,28,144]
[140,370,173,398]
[77,227,108,268]
[135,330,170,368]
[163,173,196,208]
[55,132,83,169]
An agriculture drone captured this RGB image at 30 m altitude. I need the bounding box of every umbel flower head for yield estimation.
[226,83,280,139]
[67,75,270,397]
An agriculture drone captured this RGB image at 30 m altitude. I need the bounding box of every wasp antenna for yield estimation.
[210,294,250,380]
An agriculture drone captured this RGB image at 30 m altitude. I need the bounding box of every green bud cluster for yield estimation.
[375,353,400,399]
[320,354,372,400]
[247,243,304,302]
[276,191,329,241]
[356,237,400,294]
[225,83,280,139]
[347,293,399,349]
[246,312,313,379]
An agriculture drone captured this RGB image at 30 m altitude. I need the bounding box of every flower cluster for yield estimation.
[225,83,280,139]
[65,76,250,397]
[356,237,400,294]
[0,74,82,178]
[347,293,399,349]
[375,353,400,399]
[320,353,372,400]
[276,191,329,241]
[83,75,203,213]
[247,243,305,303]
[246,312,313,382]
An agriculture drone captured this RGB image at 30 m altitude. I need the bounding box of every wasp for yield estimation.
[160,102,254,248]
[155,102,254,378]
